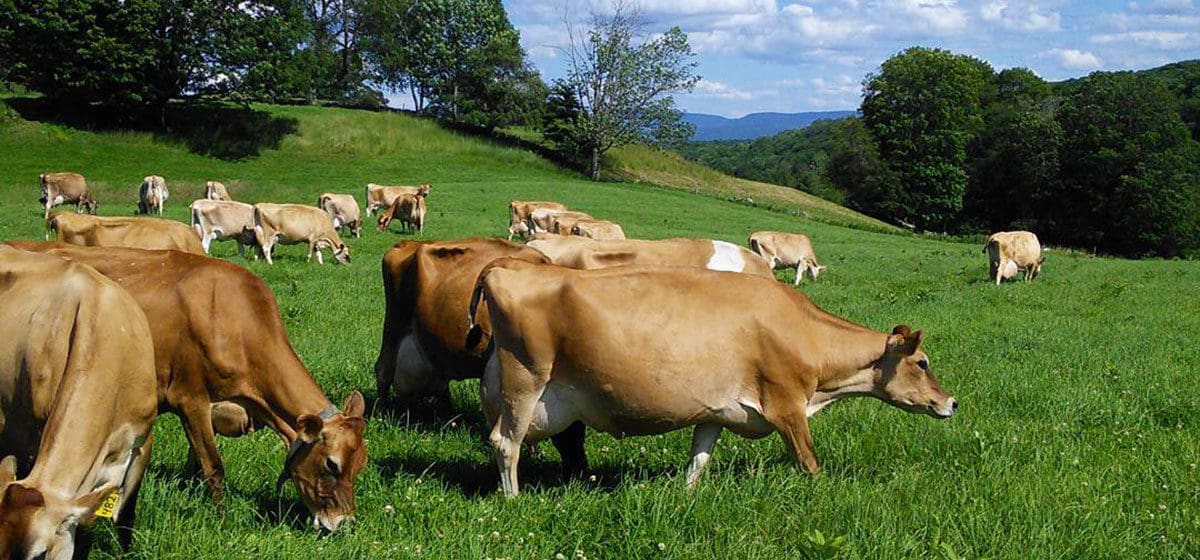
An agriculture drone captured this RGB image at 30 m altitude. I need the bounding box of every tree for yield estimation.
[861,47,993,231]
[1054,71,1200,257]
[827,117,900,219]
[559,1,700,180]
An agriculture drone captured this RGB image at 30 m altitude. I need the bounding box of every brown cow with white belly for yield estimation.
[0,247,157,558]
[364,183,430,215]
[253,203,350,264]
[48,212,205,254]
[470,260,957,496]
[984,231,1043,285]
[190,199,257,256]
[137,175,169,215]
[527,235,774,278]
[39,172,97,220]
[318,193,362,238]
[748,231,826,284]
[376,193,425,234]
[6,242,368,532]
[570,219,626,240]
[508,200,566,240]
[205,181,231,201]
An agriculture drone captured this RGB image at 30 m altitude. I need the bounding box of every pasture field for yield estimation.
[1,101,1199,559]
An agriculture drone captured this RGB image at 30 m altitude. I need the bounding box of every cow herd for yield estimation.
[3,171,1046,558]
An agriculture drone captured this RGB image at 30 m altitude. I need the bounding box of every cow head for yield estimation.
[0,456,113,560]
[375,211,393,231]
[809,264,827,280]
[285,392,367,532]
[332,241,351,264]
[416,183,431,197]
[78,193,98,214]
[872,326,957,419]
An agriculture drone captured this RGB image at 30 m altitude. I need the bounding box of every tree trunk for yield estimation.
[591,146,601,181]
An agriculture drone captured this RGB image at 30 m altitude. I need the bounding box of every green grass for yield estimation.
[2,99,1199,559]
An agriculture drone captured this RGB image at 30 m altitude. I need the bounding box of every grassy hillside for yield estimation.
[1,100,1198,559]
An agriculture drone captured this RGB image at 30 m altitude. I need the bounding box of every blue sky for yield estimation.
[501,0,1200,117]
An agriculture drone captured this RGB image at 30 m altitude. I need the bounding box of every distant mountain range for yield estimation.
[685,111,857,141]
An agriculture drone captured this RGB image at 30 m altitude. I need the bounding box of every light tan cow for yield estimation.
[39,172,97,220]
[525,209,594,236]
[253,203,350,264]
[7,242,369,532]
[376,193,426,234]
[470,260,956,496]
[137,175,168,215]
[364,183,431,215]
[48,212,205,254]
[318,193,363,238]
[984,231,1043,285]
[508,200,567,240]
[570,219,626,240]
[748,231,826,285]
[0,247,157,558]
[190,199,257,255]
[205,181,231,201]
[527,235,775,279]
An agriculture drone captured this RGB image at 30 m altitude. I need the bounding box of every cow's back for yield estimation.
[41,172,87,197]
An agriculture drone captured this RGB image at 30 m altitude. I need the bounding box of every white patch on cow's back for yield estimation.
[706,240,745,272]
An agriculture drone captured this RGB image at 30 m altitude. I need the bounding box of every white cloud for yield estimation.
[1127,0,1195,15]
[693,79,763,100]
[1091,30,1200,49]
[1039,48,1104,71]
[980,1,1061,32]
[876,0,969,35]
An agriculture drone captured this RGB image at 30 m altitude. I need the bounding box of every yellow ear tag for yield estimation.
[94,491,120,519]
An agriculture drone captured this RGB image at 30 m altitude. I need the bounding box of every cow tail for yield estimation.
[467,276,488,335]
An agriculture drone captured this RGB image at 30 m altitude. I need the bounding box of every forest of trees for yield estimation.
[686,51,1200,258]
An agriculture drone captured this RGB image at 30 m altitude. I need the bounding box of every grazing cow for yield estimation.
[508,200,567,240]
[318,193,363,238]
[747,231,826,285]
[253,203,350,265]
[984,231,1043,285]
[364,183,431,215]
[0,247,157,557]
[570,219,626,240]
[205,181,231,201]
[190,199,257,255]
[470,260,957,496]
[39,172,97,220]
[525,209,594,236]
[527,235,775,279]
[48,212,205,254]
[376,193,425,234]
[137,175,168,215]
[6,242,369,532]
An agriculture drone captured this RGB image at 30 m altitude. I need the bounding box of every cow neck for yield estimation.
[801,310,890,401]
[257,360,338,443]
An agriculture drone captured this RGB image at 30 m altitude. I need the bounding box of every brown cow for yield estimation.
[508,200,567,240]
[48,212,205,254]
[252,203,350,265]
[317,193,363,238]
[570,219,626,240]
[470,261,957,496]
[984,231,1043,285]
[527,236,775,278]
[6,242,368,532]
[748,231,826,285]
[190,199,257,256]
[376,193,425,234]
[39,172,97,220]
[137,175,169,215]
[205,181,231,201]
[525,209,594,236]
[0,247,157,558]
[364,183,431,215]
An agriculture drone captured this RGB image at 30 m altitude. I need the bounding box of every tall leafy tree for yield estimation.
[827,117,899,218]
[559,1,700,180]
[861,46,993,231]
[1055,71,1200,257]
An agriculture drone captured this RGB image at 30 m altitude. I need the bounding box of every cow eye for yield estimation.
[917,359,929,370]
[325,457,341,477]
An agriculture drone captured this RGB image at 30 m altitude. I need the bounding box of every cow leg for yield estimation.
[550,421,588,479]
[685,423,722,488]
[254,226,274,265]
[178,404,226,502]
[487,350,547,497]
[793,263,805,285]
[313,244,325,265]
[768,406,820,475]
[116,432,153,550]
[994,260,1005,285]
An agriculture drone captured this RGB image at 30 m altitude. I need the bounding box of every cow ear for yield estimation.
[891,325,912,337]
[297,414,325,444]
[0,455,16,485]
[342,391,366,418]
[4,483,44,508]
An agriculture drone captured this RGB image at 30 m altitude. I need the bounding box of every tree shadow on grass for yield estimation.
[5,97,298,160]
